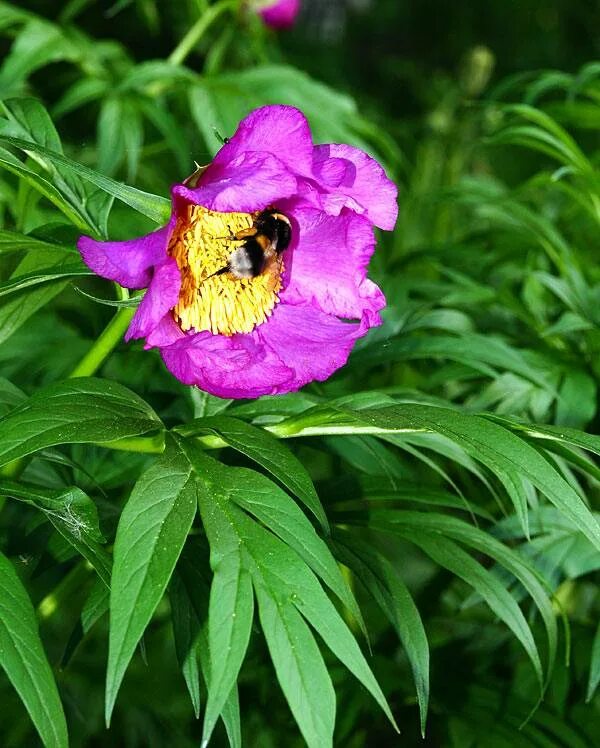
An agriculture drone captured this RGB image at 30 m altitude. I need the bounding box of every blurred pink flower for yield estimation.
[257,0,300,29]
[78,105,397,398]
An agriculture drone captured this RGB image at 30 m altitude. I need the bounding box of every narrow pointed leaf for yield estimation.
[0,135,170,224]
[371,510,557,682]
[0,551,68,748]
[106,438,196,723]
[348,404,600,550]
[333,532,429,736]
[191,449,397,742]
[393,532,543,690]
[254,581,336,748]
[177,415,328,531]
[587,622,600,702]
[198,480,254,747]
[0,479,110,586]
[222,466,366,637]
[0,377,162,468]
[170,574,201,718]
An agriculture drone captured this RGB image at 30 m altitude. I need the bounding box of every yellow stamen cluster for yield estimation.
[168,204,283,336]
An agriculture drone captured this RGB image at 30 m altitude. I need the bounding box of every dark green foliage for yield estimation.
[0,1,599,746]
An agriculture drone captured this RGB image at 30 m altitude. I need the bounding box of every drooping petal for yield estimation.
[175,151,298,213]
[312,144,398,230]
[209,105,314,178]
[256,302,374,393]
[158,298,375,398]
[159,330,294,399]
[258,0,300,28]
[77,224,172,289]
[279,206,385,321]
[125,259,181,341]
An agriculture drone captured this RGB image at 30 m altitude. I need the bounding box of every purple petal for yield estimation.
[259,0,300,28]
[175,151,298,213]
[313,144,398,230]
[157,298,375,398]
[209,105,313,178]
[280,206,385,321]
[256,302,374,392]
[77,224,172,289]
[125,259,181,341]
[145,314,185,349]
[159,331,294,399]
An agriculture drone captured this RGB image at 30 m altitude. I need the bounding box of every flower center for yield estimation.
[168,204,284,336]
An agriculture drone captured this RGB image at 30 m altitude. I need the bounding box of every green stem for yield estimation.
[168,0,237,66]
[97,432,166,455]
[70,295,134,378]
[95,424,428,455]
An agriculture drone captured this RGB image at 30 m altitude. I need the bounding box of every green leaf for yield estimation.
[191,449,397,743]
[177,415,328,531]
[0,377,25,416]
[0,20,78,97]
[176,542,242,747]
[347,404,600,551]
[0,245,74,345]
[0,98,114,236]
[352,334,555,392]
[370,510,557,684]
[254,582,336,748]
[379,529,544,691]
[196,474,254,748]
[587,622,600,702]
[106,437,197,723]
[0,478,111,586]
[0,550,68,748]
[0,144,95,233]
[486,413,600,458]
[0,377,163,468]
[0,134,170,225]
[0,261,91,297]
[333,531,430,736]
[170,573,201,718]
[0,228,75,255]
[220,466,366,637]
[190,64,380,156]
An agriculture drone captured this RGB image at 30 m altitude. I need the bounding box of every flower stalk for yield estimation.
[168,0,237,66]
[69,289,135,378]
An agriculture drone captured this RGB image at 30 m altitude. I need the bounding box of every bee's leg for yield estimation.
[232,226,258,240]
[201,264,230,284]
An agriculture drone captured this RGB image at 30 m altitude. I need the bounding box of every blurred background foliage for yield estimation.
[0,0,599,746]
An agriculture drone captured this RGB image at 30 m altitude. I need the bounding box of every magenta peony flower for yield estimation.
[78,105,397,399]
[256,0,300,29]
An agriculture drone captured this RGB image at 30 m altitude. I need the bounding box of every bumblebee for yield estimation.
[212,209,292,280]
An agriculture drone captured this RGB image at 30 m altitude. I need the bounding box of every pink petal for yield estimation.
[175,151,298,213]
[152,295,379,398]
[125,259,181,341]
[256,302,375,392]
[157,298,376,398]
[159,331,294,399]
[77,224,172,289]
[209,105,313,178]
[313,144,398,230]
[280,206,385,321]
[144,314,185,349]
[259,0,300,28]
